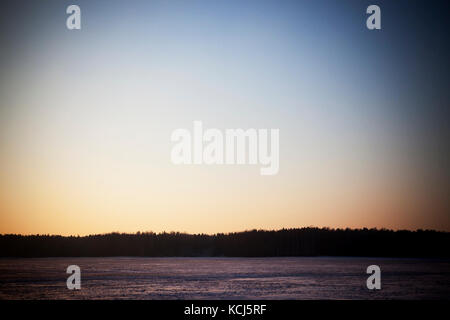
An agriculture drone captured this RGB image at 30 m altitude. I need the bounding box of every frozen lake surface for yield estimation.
[0,257,449,299]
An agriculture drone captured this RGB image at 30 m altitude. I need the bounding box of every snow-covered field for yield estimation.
[0,257,448,299]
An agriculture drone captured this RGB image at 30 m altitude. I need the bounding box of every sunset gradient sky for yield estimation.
[1,0,449,235]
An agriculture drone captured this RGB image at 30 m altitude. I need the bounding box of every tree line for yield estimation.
[0,228,448,258]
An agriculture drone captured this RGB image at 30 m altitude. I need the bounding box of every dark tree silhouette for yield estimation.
[0,228,448,258]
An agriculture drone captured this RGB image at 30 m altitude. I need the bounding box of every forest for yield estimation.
[0,228,448,258]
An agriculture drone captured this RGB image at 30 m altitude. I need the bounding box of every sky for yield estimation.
[0,0,449,235]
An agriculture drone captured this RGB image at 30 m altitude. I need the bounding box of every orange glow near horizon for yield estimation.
[1,134,448,235]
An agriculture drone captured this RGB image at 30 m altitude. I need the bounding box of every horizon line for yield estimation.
[2,226,449,238]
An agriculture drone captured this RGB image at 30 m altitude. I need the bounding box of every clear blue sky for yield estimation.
[0,0,449,234]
